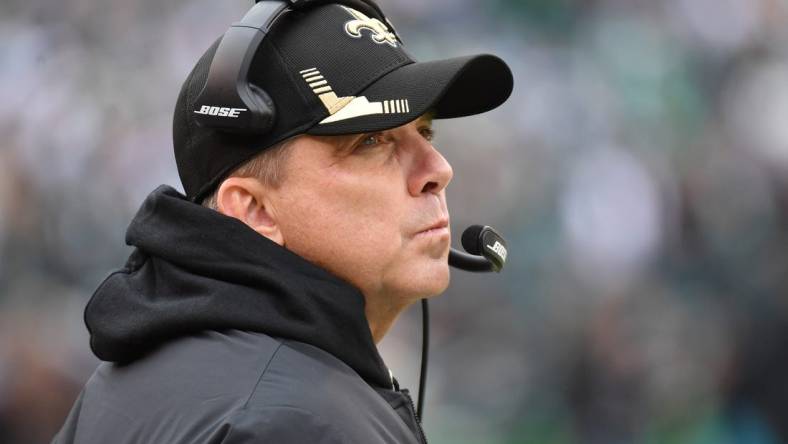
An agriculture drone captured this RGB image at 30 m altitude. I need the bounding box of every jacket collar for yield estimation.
[85,185,393,390]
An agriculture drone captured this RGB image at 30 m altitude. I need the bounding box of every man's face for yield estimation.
[270,115,453,308]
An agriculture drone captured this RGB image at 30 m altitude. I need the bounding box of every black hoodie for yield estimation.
[52,185,427,444]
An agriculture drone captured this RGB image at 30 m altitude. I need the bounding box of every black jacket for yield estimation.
[52,185,427,444]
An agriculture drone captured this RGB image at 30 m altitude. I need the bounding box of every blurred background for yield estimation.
[2,0,788,443]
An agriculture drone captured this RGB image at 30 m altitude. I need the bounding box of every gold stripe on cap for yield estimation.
[313,86,333,94]
[308,80,328,87]
[300,67,318,74]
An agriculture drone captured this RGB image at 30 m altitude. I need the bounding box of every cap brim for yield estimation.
[306,54,513,135]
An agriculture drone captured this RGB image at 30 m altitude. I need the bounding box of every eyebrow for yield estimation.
[417,111,435,126]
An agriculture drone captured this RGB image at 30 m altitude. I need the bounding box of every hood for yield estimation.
[85,185,392,390]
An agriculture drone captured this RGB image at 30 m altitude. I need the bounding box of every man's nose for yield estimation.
[408,136,454,197]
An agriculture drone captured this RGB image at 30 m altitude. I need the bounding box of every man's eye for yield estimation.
[420,127,435,142]
[357,133,384,148]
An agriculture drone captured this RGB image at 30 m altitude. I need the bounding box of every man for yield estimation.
[53,1,512,442]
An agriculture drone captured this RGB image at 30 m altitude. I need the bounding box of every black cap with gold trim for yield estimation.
[174,0,513,203]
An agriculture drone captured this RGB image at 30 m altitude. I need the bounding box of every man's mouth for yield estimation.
[415,218,450,238]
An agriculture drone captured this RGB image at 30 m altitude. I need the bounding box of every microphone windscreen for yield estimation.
[460,225,485,255]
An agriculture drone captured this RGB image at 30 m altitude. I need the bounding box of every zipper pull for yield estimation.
[389,368,401,391]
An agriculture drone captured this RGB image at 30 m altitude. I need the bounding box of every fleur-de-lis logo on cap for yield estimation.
[341,6,398,47]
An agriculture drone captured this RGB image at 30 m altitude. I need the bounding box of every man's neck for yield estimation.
[364,296,412,344]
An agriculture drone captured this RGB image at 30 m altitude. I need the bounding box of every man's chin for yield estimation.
[407,261,451,299]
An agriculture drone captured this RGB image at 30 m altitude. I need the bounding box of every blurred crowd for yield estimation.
[2,0,788,443]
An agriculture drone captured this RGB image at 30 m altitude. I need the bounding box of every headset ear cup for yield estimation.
[248,83,276,133]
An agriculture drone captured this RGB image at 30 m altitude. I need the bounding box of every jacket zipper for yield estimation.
[400,388,428,444]
[390,374,428,444]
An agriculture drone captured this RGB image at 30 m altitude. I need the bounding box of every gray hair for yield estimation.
[201,138,295,211]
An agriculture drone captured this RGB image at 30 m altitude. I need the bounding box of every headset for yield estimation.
[193,0,394,134]
[198,0,509,423]
[419,226,507,419]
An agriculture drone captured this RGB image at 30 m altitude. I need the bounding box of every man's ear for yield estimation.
[215,177,283,245]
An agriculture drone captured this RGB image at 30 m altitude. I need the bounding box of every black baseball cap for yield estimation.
[174,1,514,203]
